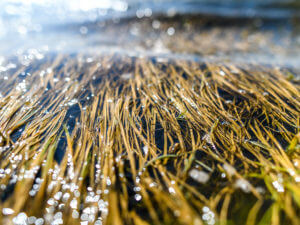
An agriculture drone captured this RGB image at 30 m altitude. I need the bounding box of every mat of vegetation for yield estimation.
[0,54,299,225]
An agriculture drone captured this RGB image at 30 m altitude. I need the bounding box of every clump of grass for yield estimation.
[0,55,299,225]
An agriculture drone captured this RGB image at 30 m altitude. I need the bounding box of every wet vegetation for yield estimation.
[0,0,300,224]
[0,54,299,225]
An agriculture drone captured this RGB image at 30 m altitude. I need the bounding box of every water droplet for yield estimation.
[189,169,210,184]
[202,207,215,225]
[2,208,14,215]
[144,8,152,17]
[152,20,161,29]
[80,26,88,34]
[54,192,62,200]
[133,186,141,192]
[167,27,175,36]
[168,187,176,194]
[135,194,142,201]
[13,212,27,225]
[95,219,102,225]
[70,199,77,209]
[120,73,132,80]
[62,193,70,202]
[235,178,251,193]
[47,198,55,206]
[28,216,36,224]
[72,210,79,219]
[223,163,236,176]
[35,218,44,225]
[136,9,144,18]
[81,213,89,221]
[142,146,148,155]
[255,186,265,194]
[272,180,284,193]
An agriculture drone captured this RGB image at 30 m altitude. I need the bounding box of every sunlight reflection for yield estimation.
[3,0,128,12]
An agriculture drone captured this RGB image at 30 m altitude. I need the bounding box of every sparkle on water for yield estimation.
[0,0,299,224]
[189,169,210,184]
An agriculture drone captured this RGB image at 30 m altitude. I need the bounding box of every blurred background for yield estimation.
[0,0,299,68]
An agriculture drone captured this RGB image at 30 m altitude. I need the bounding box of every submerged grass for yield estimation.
[0,54,299,225]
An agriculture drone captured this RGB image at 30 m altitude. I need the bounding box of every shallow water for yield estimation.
[0,1,299,225]
[0,0,299,69]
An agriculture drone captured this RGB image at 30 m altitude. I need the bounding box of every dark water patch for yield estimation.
[65,104,81,133]
[0,180,16,202]
[10,124,26,143]
[225,192,258,223]
[54,133,67,164]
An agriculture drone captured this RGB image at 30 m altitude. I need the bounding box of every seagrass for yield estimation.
[0,54,299,225]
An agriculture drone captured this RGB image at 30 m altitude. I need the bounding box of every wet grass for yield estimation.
[0,55,299,225]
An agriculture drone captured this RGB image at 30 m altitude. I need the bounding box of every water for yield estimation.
[0,2,299,224]
[0,0,299,68]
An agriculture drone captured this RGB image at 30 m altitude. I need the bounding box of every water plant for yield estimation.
[0,55,299,225]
